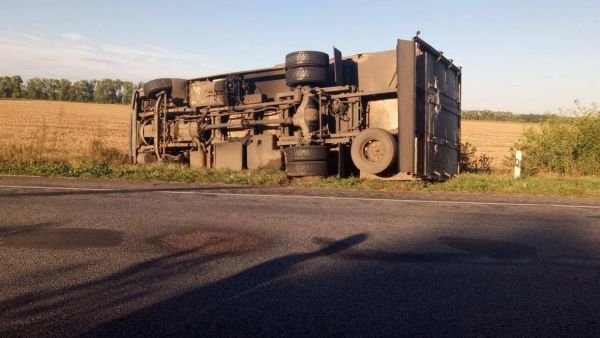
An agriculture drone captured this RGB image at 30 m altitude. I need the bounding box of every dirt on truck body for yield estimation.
[129,35,461,180]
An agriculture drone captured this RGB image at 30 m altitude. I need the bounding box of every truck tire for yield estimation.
[286,161,328,177]
[285,51,329,69]
[351,128,397,174]
[285,145,329,162]
[143,78,187,98]
[285,66,328,87]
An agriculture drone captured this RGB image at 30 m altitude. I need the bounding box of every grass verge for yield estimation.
[1,158,599,197]
[1,139,598,197]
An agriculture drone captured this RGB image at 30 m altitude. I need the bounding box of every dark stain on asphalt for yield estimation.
[438,236,537,259]
[0,228,123,249]
[149,230,262,255]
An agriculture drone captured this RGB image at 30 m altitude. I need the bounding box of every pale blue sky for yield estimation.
[0,0,598,113]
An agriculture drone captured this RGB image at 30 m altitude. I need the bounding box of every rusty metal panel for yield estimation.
[189,80,226,108]
[243,93,263,104]
[246,135,282,170]
[368,99,398,131]
[214,142,244,170]
[353,50,396,92]
[189,150,207,169]
[397,39,416,174]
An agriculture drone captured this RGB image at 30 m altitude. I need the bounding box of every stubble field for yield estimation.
[0,99,530,168]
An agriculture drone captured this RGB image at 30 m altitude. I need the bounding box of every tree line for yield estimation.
[462,110,556,123]
[0,75,142,104]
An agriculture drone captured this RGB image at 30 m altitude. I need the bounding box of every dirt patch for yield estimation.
[156,230,262,255]
[0,228,123,249]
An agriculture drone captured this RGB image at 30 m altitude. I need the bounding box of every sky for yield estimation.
[0,0,598,113]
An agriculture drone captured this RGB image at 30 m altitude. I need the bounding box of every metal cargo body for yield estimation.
[129,35,461,181]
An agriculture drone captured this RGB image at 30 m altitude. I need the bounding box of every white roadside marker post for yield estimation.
[514,150,523,179]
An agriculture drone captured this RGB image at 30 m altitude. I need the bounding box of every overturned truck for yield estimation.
[129,35,461,180]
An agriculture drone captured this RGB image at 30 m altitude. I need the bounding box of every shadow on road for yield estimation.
[1,209,599,336]
[84,232,599,337]
[0,234,368,336]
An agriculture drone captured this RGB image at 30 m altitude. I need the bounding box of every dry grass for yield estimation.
[0,99,531,168]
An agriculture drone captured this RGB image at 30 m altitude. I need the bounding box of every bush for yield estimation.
[459,142,493,173]
[513,104,600,175]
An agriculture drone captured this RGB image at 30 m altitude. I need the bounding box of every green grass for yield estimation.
[1,137,598,197]
[1,158,598,197]
[295,173,600,196]
[0,160,289,186]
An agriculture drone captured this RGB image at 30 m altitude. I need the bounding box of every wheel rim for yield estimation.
[363,139,384,163]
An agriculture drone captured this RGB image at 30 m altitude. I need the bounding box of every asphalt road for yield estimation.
[0,175,599,337]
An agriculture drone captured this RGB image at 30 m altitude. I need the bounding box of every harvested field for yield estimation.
[0,99,129,157]
[461,120,533,168]
[0,99,532,168]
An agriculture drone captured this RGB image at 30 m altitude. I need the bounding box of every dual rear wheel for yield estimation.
[285,145,329,177]
[284,128,397,177]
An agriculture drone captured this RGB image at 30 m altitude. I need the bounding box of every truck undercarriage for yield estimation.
[129,35,461,180]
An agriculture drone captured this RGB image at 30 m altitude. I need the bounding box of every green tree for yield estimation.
[114,79,124,103]
[26,78,46,99]
[10,76,23,98]
[6,75,138,104]
[94,79,118,103]
[0,76,13,98]
[71,80,95,102]
[58,79,72,101]
[121,81,134,104]
[43,79,58,100]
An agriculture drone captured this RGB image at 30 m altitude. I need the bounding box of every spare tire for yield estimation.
[285,51,329,69]
[286,67,328,87]
[143,78,187,99]
[351,128,398,174]
[286,145,329,162]
[286,161,328,177]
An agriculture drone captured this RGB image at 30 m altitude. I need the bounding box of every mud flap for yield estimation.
[214,142,244,170]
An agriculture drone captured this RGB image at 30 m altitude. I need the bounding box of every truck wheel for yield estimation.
[285,145,329,162]
[285,51,329,69]
[143,78,187,98]
[136,152,158,164]
[286,161,328,177]
[351,128,397,174]
[285,67,328,87]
